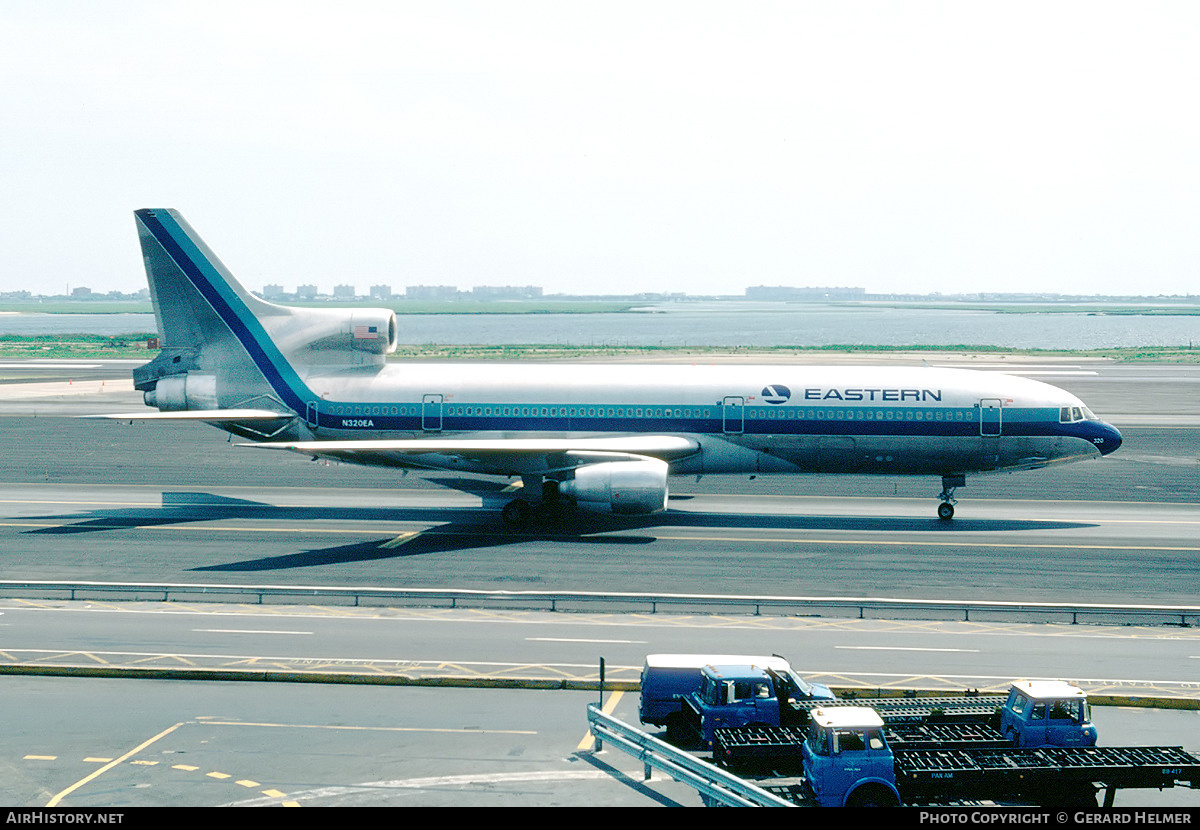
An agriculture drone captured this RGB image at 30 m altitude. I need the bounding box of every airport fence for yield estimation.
[0,579,1196,627]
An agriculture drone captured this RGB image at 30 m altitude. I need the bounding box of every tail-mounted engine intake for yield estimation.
[268,307,399,365]
[559,458,669,515]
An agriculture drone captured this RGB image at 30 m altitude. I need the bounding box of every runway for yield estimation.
[1,357,1198,807]
[2,479,1199,607]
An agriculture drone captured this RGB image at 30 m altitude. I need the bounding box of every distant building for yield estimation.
[406,285,460,300]
[369,284,392,300]
[71,286,93,298]
[333,284,356,300]
[470,285,543,299]
[296,284,318,300]
[745,286,866,301]
[261,284,287,300]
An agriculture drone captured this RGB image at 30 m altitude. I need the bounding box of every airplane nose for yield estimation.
[1097,422,1122,456]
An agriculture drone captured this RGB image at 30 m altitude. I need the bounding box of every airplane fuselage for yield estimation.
[287,362,1118,478]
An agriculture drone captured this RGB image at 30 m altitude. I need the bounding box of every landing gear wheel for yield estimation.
[937,474,964,521]
[502,498,533,528]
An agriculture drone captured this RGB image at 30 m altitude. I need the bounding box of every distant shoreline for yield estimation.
[1,335,1197,362]
[4,299,1200,316]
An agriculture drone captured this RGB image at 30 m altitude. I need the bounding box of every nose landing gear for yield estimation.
[938,474,965,521]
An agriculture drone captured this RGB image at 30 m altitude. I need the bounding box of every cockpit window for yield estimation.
[1059,406,1093,424]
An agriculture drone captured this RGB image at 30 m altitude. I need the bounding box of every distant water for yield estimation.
[2,304,1198,350]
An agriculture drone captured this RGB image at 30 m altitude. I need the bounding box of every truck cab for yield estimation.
[802,706,901,807]
[639,654,790,740]
[682,662,834,747]
[1000,680,1098,748]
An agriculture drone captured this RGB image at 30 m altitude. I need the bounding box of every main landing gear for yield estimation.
[937,474,965,520]
[501,497,534,527]
[502,477,565,528]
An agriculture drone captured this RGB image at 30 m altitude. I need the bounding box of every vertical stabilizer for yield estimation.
[131,209,397,415]
[135,209,284,349]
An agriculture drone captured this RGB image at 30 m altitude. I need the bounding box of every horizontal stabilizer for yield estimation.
[82,409,294,422]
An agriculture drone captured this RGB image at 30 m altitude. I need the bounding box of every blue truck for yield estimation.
[678,660,837,748]
[711,681,1199,807]
[639,654,832,742]
[999,678,1097,747]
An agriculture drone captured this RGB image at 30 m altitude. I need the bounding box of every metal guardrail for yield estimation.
[0,579,1196,626]
[586,703,794,807]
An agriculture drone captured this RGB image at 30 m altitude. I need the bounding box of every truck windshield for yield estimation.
[1049,699,1087,722]
[786,670,817,698]
[806,724,830,757]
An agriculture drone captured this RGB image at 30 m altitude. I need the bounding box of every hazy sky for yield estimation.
[2,1,1199,297]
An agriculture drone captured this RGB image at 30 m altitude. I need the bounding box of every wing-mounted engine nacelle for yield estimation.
[144,372,218,411]
[559,458,669,515]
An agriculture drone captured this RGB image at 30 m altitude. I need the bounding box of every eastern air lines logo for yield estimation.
[761,384,791,404]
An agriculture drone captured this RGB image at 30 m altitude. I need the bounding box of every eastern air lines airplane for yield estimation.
[104,209,1122,524]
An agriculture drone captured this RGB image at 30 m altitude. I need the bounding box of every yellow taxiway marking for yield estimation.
[379,531,420,548]
[47,721,184,807]
[577,690,623,752]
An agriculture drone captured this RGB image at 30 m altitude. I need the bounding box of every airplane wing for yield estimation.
[83,409,294,422]
[239,435,700,476]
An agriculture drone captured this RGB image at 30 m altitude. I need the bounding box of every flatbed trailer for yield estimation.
[841,695,1006,711]
[896,744,1200,807]
[721,738,1200,807]
[714,720,1010,768]
[842,696,1004,725]
[684,687,1004,747]
[712,706,1200,807]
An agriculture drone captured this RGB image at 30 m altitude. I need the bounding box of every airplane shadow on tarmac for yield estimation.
[21,488,1100,573]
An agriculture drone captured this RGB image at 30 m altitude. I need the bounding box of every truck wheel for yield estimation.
[846,784,900,807]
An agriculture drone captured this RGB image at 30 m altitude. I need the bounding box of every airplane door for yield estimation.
[722,396,744,434]
[979,398,1003,467]
[979,399,1003,436]
[305,400,319,430]
[422,394,443,432]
